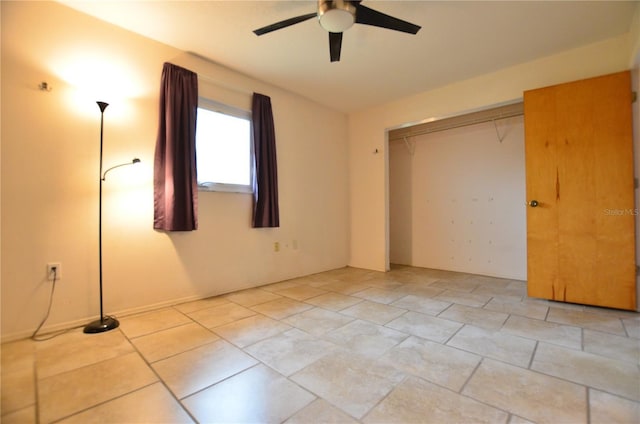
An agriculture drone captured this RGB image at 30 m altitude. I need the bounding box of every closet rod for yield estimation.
[389,102,523,142]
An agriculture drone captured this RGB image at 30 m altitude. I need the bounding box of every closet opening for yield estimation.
[386,101,527,280]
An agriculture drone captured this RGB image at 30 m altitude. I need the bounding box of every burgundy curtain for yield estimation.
[153,63,199,231]
[252,93,280,228]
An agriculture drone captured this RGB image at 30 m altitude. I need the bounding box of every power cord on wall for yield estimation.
[30,267,82,341]
[30,267,58,341]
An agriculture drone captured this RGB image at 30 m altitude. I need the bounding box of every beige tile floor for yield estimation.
[2,266,639,423]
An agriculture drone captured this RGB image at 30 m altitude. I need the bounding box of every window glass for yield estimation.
[196,99,253,193]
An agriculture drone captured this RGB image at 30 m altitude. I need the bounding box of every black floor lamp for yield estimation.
[84,101,140,334]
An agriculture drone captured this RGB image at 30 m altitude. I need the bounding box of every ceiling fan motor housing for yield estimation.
[318,0,356,33]
[253,1,421,62]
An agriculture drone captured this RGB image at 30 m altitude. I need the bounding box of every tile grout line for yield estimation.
[435,301,456,318]
[441,321,466,345]
[179,362,263,403]
[519,345,640,405]
[48,381,161,424]
[358,373,410,423]
[458,356,483,395]
[280,361,359,422]
[585,386,591,424]
[527,340,539,370]
[117,327,201,424]
[453,358,515,420]
[619,317,630,338]
[138,324,222,364]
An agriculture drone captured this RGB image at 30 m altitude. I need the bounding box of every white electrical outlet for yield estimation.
[47,263,61,281]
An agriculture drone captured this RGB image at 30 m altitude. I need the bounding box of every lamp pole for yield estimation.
[84,102,140,334]
[84,101,116,333]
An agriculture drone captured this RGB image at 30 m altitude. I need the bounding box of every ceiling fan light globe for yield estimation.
[319,9,355,32]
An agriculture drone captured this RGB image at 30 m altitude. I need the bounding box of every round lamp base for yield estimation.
[83,316,119,334]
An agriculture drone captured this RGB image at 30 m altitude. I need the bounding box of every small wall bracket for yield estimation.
[403,136,415,156]
[493,119,505,143]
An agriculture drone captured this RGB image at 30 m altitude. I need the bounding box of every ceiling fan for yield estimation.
[253,0,421,62]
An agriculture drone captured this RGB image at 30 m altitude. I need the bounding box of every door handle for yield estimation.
[527,200,539,207]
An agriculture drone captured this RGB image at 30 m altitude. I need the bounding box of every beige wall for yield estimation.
[349,33,636,272]
[1,1,349,340]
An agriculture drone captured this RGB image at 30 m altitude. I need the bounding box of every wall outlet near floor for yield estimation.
[274,242,280,252]
[47,263,61,281]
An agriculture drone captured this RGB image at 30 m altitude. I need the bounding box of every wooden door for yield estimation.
[524,71,636,310]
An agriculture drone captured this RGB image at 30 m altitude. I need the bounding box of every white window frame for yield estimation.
[196,98,254,194]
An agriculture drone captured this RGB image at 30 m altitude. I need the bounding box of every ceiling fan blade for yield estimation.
[253,12,317,36]
[354,4,421,34]
[329,32,343,62]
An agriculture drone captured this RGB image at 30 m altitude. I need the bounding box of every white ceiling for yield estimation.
[59,1,637,113]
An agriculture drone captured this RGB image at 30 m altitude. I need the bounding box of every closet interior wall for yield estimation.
[389,112,527,280]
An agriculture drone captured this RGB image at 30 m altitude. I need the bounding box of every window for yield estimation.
[196,98,253,193]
